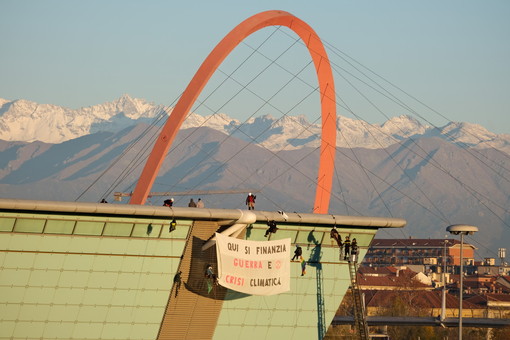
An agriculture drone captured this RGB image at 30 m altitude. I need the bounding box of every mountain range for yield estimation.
[1,95,509,258]
[2,94,510,153]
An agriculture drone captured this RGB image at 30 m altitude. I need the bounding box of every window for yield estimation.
[13,218,45,233]
[74,221,104,235]
[45,220,75,234]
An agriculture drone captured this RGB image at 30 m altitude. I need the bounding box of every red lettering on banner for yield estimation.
[233,258,263,269]
[225,275,245,286]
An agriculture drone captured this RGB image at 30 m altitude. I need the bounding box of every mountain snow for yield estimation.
[1,95,509,154]
[0,95,162,143]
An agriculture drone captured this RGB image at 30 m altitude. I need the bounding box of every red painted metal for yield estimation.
[129,10,336,213]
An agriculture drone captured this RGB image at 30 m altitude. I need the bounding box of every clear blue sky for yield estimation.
[1,0,509,133]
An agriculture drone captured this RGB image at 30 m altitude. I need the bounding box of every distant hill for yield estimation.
[0,95,509,258]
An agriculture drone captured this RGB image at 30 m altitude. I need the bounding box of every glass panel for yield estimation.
[44,220,75,234]
[160,221,190,239]
[244,225,266,241]
[103,222,133,237]
[295,229,324,246]
[13,218,45,233]
[349,233,376,247]
[131,223,161,237]
[266,229,296,242]
[0,217,16,232]
[74,221,104,235]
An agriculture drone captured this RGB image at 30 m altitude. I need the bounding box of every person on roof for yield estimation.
[173,271,182,297]
[300,256,307,276]
[163,198,174,207]
[245,193,256,210]
[350,238,358,263]
[196,198,204,208]
[343,236,351,261]
[330,226,342,247]
[330,226,343,259]
[264,220,278,237]
[188,198,197,207]
[292,244,302,261]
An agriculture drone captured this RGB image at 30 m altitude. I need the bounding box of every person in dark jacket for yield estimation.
[188,198,197,207]
[264,220,277,237]
[343,236,351,261]
[350,238,359,263]
[330,226,343,259]
[292,244,302,261]
[330,226,343,247]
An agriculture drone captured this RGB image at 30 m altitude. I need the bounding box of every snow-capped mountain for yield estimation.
[1,95,509,154]
[0,95,162,143]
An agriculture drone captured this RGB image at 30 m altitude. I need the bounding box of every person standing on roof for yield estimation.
[245,193,256,210]
[188,198,197,207]
[196,198,204,208]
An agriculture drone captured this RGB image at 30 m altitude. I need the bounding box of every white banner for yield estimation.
[215,232,291,296]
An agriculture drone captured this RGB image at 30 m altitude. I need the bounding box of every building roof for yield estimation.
[466,293,510,306]
[463,274,496,282]
[463,281,510,294]
[447,275,510,294]
[363,290,482,310]
[487,294,510,302]
[358,266,394,276]
[0,198,406,228]
[357,268,431,290]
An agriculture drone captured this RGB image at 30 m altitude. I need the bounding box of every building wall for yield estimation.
[0,211,189,340]
[214,224,375,340]
[365,242,476,268]
[366,306,485,318]
[0,210,382,340]
[448,246,475,266]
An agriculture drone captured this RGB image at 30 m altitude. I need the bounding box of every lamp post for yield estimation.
[446,224,478,340]
[440,236,447,322]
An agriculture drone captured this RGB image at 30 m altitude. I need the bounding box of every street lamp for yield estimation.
[446,224,478,340]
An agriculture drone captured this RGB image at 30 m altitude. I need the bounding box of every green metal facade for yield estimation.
[215,223,375,340]
[0,211,187,339]
[0,210,377,340]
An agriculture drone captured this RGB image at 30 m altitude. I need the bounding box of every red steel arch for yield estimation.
[129,10,336,213]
